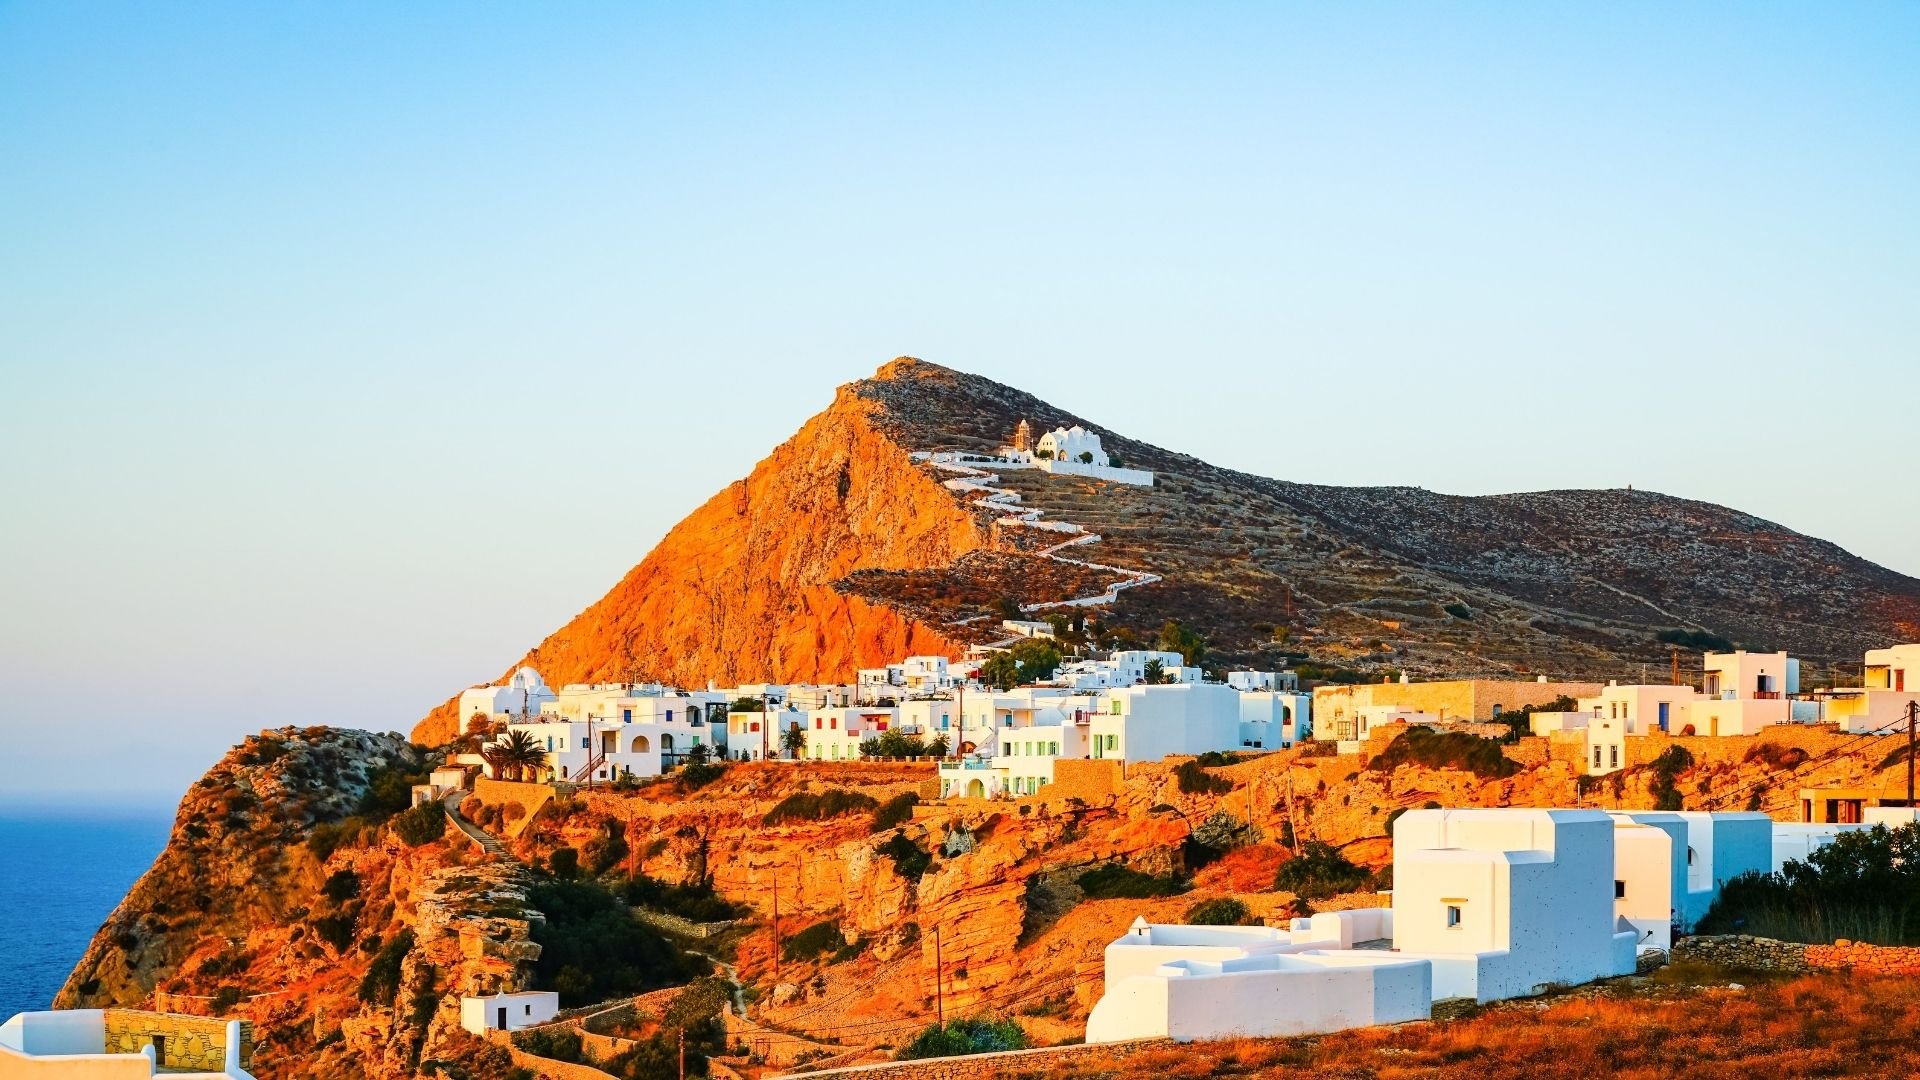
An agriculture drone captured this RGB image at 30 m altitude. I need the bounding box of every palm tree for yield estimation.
[487,729,547,782]
[1143,658,1165,685]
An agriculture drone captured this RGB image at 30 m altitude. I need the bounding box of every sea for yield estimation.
[0,805,173,1020]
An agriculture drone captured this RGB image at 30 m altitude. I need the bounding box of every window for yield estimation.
[1609,746,1619,769]
[622,708,632,723]
[1492,704,1503,718]
[1687,847,1696,866]
[1615,880,1627,899]
[582,737,590,749]
[1446,904,1462,928]
[1594,747,1603,768]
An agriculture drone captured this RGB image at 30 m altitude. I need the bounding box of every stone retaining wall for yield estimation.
[473,777,556,839]
[1672,935,1813,973]
[774,1039,1171,1079]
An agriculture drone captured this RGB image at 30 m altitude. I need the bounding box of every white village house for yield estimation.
[1085,806,1800,1045]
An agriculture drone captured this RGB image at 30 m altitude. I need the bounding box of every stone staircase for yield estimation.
[446,790,513,861]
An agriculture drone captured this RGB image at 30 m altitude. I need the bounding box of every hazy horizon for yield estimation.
[4,4,1917,803]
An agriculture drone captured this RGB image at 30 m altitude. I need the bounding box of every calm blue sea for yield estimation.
[0,807,173,1020]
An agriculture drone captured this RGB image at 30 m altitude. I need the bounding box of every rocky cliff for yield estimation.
[68,716,1920,1075]
[418,356,1920,744]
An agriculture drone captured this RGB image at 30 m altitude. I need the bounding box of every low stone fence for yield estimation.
[485,1028,617,1080]
[1806,940,1920,976]
[773,1039,1171,1079]
[1674,934,1920,977]
[1671,935,1813,973]
[632,907,739,940]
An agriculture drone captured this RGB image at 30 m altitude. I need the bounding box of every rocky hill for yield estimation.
[417,356,1920,744]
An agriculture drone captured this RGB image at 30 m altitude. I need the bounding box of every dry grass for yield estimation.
[1042,973,1920,1079]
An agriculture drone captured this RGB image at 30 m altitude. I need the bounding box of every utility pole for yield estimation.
[677,1028,685,1080]
[771,865,781,983]
[1671,649,1681,687]
[761,688,770,762]
[1907,700,1917,809]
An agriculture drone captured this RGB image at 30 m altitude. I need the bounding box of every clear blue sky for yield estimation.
[3,3,1916,804]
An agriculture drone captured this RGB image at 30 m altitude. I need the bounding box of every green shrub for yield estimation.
[358,928,414,1006]
[358,763,426,822]
[896,1017,1028,1060]
[859,730,946,759]
[1369,727,1519,780]
[307,818,367,862]
[311,911,357,953]
[321,869,360,904]
[209,987,244,1013]
[584,820,629,877]
[528,879,702,1006]
[781,920,844,963]
[1275,842,1374,900]
[1174,759,1234,796]
[1443,602,1473,620]
[620,874,744,922]
[1184,897,1252,925]
[1077,863,1185,899]
[1697,823,1920,945]
[516,1027,586,1063]
[1657,628,1735,652]
[390,800,446,847]
[871,792,920,832]
[879,831,932,881]
[546,847,581,880]
[678,762,726,791]
[763,788,879,826]
[1647,745,1695,811]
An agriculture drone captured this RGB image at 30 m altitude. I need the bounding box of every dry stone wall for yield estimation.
[101,1010,252,1073]
[775,1038,1171,1079]
[1672,935,1813,973]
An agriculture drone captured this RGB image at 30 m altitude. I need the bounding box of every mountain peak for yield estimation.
[414,360,1920,745]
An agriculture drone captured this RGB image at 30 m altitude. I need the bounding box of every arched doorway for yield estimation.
[631,734,651,753]
[965,778,986,799]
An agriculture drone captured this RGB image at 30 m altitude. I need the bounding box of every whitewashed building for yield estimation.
[937,682,1244,798]
[1228,670,1300,692]
[1803,642,1920,733]
[497,687,723,781]
[458,667,556,726]
[1237,690,1311,749]
[1613,810,1772,928]
[1390,808,1638,1003]
[0,1010,256,1078]
[1085,916,1429,1044]
[1087,806,1718,1044]
[460,991,560,1035]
